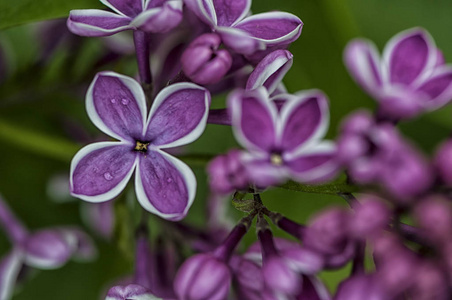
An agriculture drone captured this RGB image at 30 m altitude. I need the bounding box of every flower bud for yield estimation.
[207,150,249,194]
[414,196,452,244]
[105,284,157,300]
[262,256,300,296]
[174,253,232,300]
[349,196,391,239]
[435,139,452,185]
[335,275,386,300]
[182,34,232,85]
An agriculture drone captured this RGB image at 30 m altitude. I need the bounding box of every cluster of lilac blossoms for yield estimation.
[3,0,452,298]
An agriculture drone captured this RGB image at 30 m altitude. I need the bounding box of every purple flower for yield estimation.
[173,253,232,300]
[70,72,210,221]
[434,139,452,185]
[105,284,160,300]
[344,28,452,119]
[337,110,433,200]
[184,0,302,56]
[228,87,337,187]
[68,0,183,37]
[181,33,233,85]
[334,275,386,300]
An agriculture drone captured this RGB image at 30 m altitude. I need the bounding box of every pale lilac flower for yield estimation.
[184,0,302,56]
[344,28,452,119]
[68,0,183,37]
[106,284,161,300]
[228,87,337,187]
[70,71,210,221]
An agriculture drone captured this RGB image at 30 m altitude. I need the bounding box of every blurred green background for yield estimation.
[1,0,452,298]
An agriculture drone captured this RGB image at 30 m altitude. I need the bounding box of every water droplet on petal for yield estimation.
[103,172,113,181]
[167,178,173,183]
[110,98,116,104]
[121,98,129,105]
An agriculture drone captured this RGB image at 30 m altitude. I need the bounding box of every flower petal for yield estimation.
[383,28,437,85]
[145,83,210,148]
[279,90,329,153]
[67,10,132,37]
[417,66,452,109]
[216,26,264,56]
[246,50,293,94]
[105,284,160,300]
[344,39,383,95]
[0,250,23,300]
[23,230,73,269]
[285,142,338,183]
[87,71,147,142]
[81,202,114,239]
[100,0,144,17]
[135,150,195,221]
[184,0,217,26]
[234,12,303,47]
[228,87,278,153]
[70,142,137,202]
[132,1,183,33]
[213,0,250,27]
[60,228,98,262]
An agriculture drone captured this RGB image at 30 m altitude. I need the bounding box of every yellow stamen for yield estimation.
[135,141,150,152]
[270,153,283,166]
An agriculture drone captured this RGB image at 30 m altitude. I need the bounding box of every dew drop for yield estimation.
[110,98,116,104]
[121,98,129,105]
[167,178,173,183]
[103,172,113,181]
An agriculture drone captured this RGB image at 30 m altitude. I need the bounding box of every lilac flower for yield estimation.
[70,71,210,221]
[344,28,452,119]
[337,110,433,200]
[68,0,183,37]
[434,139,452,185]
[106,284,161,300]
[184,0,302,56]
[228,87,337,187]
[334,275,387,300]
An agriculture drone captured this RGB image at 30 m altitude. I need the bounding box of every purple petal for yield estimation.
[87,71,147,142]
[417,66,452,109]
[279,91,329,153]
[60,228,98,262]
[234,12,303,47]
[23,230,73,269]
[0,250,23,300]
[81,202,114,239]
[298,276,331,300]
[145,83,210,148]
[105,284,158,300]
[67,10,132,37]
[285,142,338,183]
[132,1,183,33]
[135,150,195,221]
[100,0,143,17]
[378,86,426,119]
[344,39,382,95]
[228,87,278,153]
[246,50,293,94]
[242,154,287,188]
[213,0,250,26]
[184,0,217,26]
[70,142,137,202]
[217,26,265,56]
[384,28,437,85]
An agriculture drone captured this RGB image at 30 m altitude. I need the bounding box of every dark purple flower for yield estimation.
[105,284,159,300]
[68,0,183,37]
[184,0,302,56]
[228,87,337,187]
[344,28,452,119]
[173,253,232,300]
[337,110,433,200]
[70,71,210,221]
[181,33,233,85]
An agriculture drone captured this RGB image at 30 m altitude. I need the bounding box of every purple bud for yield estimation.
[23,230,73,269]
[105,284,157,300]
[280,247,324,275]
[408,262,449,300]
[414,196,452,244]
[231,256,265,300]
[174,253,232,300]
[207,150,249,194]
[340,110,374,135]
[182,34,232,85]
[262,255,300,295]
[349,196,391,239]
[334,275,386,300]
[434,139,452,185]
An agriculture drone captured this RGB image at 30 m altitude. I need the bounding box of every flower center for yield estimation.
[270,153,283,166]
[134,141,150,153]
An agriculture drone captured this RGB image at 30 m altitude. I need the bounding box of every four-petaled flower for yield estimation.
[70,71,210,221]
[228,87,337,187]
[184,0,303,56]
[68,0,183,37]
[344,27,452,119]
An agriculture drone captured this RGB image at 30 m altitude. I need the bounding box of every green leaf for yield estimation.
[0,0,102,30]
